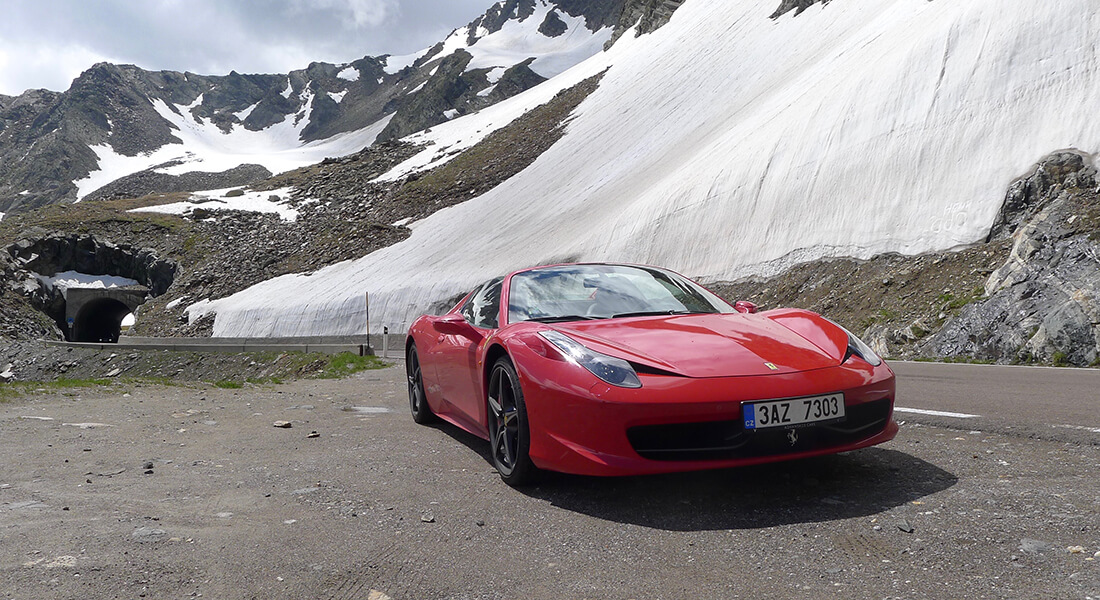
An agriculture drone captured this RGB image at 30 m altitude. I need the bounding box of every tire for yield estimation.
[407,342,437,424]
[487,356,539,486]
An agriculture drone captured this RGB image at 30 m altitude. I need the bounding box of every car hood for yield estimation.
[553,313,842,378]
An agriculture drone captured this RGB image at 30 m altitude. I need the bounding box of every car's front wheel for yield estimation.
[407,342,437,424]
[487,356,538,486]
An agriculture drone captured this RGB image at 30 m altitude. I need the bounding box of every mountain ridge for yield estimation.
[0,0,652,214]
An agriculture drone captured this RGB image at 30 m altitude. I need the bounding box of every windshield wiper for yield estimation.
[611,310,713,319]
[525,315,605,323]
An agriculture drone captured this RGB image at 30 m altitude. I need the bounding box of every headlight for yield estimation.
[538,330,642,388]
[833,322,882,366]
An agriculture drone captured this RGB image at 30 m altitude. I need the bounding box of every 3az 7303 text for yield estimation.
[744,393,845,430]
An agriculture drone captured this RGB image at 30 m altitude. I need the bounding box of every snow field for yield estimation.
[35,271,140,296]
[129,187,299,221]
[435,0,612,79]
[73,95,393,201]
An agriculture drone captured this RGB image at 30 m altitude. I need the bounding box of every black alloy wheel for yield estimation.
[487,356,538,486]
[407,343,436,424]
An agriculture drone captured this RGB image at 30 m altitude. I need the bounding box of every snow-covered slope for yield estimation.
[433,1,613,80]
[194,0,1100,336]
[74,98,392,201]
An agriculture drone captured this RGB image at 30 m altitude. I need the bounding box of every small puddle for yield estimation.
[342,406,392,415]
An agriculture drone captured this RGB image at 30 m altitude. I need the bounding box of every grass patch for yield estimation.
[0,377,116,401]
[1051,351,1071,367]
[313,352,386,379]
[213,380,244,389]
[938,286,986,312]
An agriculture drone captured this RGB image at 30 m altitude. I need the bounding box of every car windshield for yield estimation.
[507,264,733,323]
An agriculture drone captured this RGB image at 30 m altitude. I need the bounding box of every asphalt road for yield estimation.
[891,361,1100,441]
[1,363,1097,600]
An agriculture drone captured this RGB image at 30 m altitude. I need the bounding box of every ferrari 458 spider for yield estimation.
[405,263,897,485]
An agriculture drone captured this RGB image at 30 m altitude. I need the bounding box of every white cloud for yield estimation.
[283,0,396,28]
[0,41,114,95]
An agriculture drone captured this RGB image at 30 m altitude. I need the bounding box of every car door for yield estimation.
[435,277,502,426]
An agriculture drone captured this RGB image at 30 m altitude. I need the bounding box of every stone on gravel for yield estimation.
[132,526,166,542]
[273,421,292,428]
[7,500,48,510]
[1019,538,1055,555]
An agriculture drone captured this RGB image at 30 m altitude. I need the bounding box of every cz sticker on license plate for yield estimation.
[743,393,846,430]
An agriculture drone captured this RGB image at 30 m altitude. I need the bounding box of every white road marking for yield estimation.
[1053,424,1100,434]
[894,407,980,419]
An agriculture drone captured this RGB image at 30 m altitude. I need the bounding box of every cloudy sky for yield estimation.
[0,0,493,96]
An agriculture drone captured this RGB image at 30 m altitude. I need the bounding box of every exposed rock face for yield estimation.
[7,234,177,295]
[539,9,570,36]
[466,0,538,43]
[377,51,481,141]
[556,0,630,30]
[608,0,685,46]
[771,0,833,18]
[0,251,64,340]
[920,152,1100,365]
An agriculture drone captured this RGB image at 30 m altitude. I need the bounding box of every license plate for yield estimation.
[743,393,846,430]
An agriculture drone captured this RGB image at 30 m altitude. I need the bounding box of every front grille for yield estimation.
[626,398,892,461]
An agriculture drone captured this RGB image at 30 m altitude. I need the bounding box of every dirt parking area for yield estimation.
[1,361,1098,599]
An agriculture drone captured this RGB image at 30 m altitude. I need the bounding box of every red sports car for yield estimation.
[405,263,897,485]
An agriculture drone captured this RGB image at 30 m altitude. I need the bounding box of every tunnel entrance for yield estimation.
[65,286,150,343]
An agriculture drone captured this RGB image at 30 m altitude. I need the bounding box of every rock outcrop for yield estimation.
[771,0,832,19]
[609,0,685,46]
[920,152,1100,365]
[7,234,177,296]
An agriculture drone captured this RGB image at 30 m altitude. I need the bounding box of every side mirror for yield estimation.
[735,301,758,314]
[434,314,482,339]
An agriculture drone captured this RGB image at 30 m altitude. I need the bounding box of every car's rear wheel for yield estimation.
[407,342,436,424]
[487,356,538,486]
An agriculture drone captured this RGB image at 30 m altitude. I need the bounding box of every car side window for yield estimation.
[461,277,504,329]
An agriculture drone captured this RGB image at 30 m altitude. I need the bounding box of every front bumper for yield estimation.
[516,352,897,477]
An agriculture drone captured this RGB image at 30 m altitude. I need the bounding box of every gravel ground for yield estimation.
[0,340,378,385]
[0,362,1097,600]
